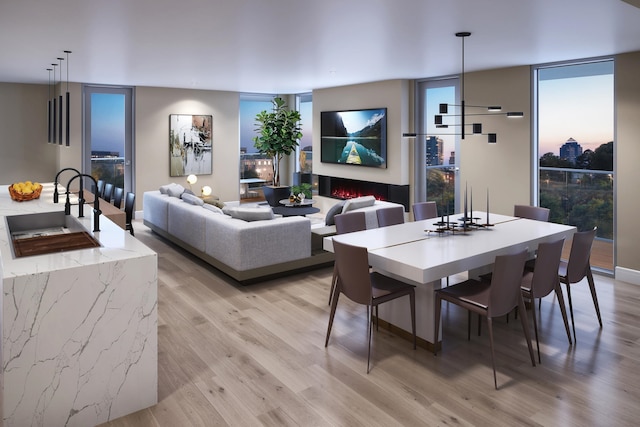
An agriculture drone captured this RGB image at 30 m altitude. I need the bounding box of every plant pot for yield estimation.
[262,185,290,207]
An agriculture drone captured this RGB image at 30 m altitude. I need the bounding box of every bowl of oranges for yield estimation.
[9,181,43,202]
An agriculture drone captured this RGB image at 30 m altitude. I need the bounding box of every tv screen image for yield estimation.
[320,108,387,168]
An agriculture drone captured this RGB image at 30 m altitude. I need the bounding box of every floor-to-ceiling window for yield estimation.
[239,94,275,200]
[415,78,460,215]
[83,85,134,193]
[534,59,614,271]
[295,93,315,193]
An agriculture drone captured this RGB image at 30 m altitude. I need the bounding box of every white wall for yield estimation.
[135,87,240,204]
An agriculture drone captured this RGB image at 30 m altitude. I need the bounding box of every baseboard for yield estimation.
[615,266,640,286]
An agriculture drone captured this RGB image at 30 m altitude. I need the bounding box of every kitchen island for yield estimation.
[0,183,157,426]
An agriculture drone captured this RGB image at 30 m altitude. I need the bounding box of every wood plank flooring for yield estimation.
[101,220,640,426]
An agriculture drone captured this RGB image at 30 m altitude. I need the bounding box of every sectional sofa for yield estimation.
[143,187,404,284]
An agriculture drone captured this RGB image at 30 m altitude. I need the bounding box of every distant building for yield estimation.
[425,136,443,166]
[559,137,583,164]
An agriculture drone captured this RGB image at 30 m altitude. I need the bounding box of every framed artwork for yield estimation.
[169,114,212,176]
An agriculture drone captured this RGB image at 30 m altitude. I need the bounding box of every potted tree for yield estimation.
[253,96,302,206]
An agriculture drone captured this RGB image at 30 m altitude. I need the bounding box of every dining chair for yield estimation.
[328,211,368,305]
[102,183,114,203]
[412,201,438,221]
[558,227,601,341]
[434,249,535,389]
[326,239,416,373]
[112,187,124,209]
[376,206,405,227]
[96,179,105,198]
[124,192,136,236]
[514,205,550,222]
[520,238,572,362]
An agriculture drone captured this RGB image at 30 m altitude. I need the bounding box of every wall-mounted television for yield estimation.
[320,108,387,168]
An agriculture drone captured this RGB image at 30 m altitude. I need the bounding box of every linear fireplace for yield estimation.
[318,175,410,211]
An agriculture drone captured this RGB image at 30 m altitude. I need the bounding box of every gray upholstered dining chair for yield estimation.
[434,249,535,389]
[376,206,405,227]
[412,201,438,221]
[326,239,416,373]
[514,205,550,222]
[558,227,601,341]
[328,211,368,305]
[520,238,571,362]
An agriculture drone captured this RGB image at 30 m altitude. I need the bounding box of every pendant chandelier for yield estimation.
[404,32,523,143]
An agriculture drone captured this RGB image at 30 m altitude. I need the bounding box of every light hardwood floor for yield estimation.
[102,221,640,426]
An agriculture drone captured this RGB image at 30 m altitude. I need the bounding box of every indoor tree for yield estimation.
[253,97,302,187]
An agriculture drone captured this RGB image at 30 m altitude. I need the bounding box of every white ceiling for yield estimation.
[1,0,640,94]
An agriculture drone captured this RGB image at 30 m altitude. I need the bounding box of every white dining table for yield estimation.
[323,211,576,346]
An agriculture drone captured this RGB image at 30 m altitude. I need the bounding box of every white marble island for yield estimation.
[0,183,158,426]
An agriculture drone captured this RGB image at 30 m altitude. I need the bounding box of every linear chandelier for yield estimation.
[404,32,523,143]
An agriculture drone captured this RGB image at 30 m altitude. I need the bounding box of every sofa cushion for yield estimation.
[325,201,346,226]
[203,203,224,214]
[159,183,175,194]
[342,195,376,214]
[167,183,186,198]
[227,206,274,222]
[182,192,204,206]
[203,198,225,209]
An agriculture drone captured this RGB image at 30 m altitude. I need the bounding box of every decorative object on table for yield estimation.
[9,181,43,201]
[253,97,302,186]
[291,183,312,200]
[169,114,212,177]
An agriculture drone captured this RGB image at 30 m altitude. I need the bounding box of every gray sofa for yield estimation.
[143,190,406,284]
[143,190,333,284]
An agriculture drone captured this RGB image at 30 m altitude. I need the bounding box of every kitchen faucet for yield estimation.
[64,173,101,232]
[53,167,81,203]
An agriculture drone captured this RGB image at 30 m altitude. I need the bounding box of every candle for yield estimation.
[486,188,490,225]
[469,187,473,222]
[464,182,468,221]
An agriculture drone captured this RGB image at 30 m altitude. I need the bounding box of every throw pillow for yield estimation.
[325,201,346,226]
[203,204,224,214]
[203,198,225,209]
[228,206,274,222]
[167,183,186,198]
[182,188,195,196]
[342,195,376,214]
[182,193,204,206]
[159,183,176,194]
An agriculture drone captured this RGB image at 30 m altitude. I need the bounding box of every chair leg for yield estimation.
[586,267,603,328]
[325,289,340,347]
[467,311,472,341]
[554,283,573,345]
[434,293,442,355]
[518,294,536,367]
[376,305,379,331]
[328,265,337,305]
[486,317,498,390]
[565,281,577,342]
[367,305,373,373]
[531,297,541,363]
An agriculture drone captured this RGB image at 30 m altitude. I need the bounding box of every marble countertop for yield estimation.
[0,183,155,279]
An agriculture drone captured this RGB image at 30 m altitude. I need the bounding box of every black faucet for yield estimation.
[65,173,101,232]
[53,167,81,203]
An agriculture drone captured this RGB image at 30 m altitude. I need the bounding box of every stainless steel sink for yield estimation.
[5,211,101,258]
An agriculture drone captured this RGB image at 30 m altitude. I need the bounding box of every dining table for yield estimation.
[323,211,576,347]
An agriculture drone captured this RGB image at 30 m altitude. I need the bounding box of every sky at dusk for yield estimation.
[90,93,125,155]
